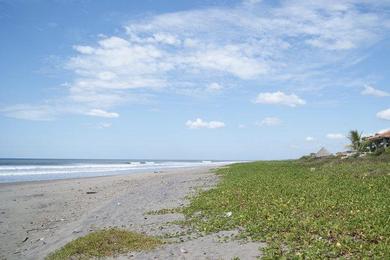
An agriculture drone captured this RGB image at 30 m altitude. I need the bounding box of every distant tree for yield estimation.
[348,130,363,151]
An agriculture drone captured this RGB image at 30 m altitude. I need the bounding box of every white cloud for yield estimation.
[151,32,181,45]
[361,85,389,97]
[98,36,130,49]
[67,0,388,111]
[73,45,94,54]
[376,108,390,120]
[206,82,223,92]
[326,133,345,139]
[257,117,282,126]
[305,136,315,141]
[238,124,246,128]
[3,0,390,120]
[186,118,225,129]
[273,1,385,51]
[186,46,268,79]
[254,91,306,107]
[85,109,119,118]
[98,122,112,128]
[0,104,56,121]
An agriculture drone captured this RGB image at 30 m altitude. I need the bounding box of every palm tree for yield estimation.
[348,130,362,151]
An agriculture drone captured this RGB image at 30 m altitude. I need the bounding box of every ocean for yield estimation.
[0,158,235,183]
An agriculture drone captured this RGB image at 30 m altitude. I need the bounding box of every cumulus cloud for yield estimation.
[65,0,388,112]
[73,45,94,54]
[376,108,390,120]
[326,133,345,139]
[254,91,306,107]
[257,117,282,126]
[186,118,225,129]
[305,136,315,141]
[361,85,389,97]
[85,109,119,118]
[3,0,390,120]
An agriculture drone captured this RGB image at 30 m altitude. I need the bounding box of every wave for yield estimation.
[0,161,232,177]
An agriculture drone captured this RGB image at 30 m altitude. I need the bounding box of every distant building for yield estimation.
[315,147,331,158]
[366,130,390,151]
[336,150,355,159]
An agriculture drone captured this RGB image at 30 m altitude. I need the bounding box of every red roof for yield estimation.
[368,130,390,141]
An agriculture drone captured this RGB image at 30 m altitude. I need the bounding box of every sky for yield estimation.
[0,0,389,160]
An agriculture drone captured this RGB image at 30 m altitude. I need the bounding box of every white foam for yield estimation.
[0,161,234,177]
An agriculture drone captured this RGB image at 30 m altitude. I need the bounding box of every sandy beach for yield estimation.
[0,166,263,260]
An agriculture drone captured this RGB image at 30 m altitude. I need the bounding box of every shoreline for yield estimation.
[0,165,213,186]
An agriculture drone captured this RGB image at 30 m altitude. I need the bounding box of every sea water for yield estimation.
[0,158,235,183]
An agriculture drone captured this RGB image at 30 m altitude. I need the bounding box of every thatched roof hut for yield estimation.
[315,147,331,158]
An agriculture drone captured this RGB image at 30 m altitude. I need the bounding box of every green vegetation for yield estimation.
[46,228,161,260]
[145,207,182,215]
[347,129,390,155]
[347,129,364,152]
[182,156,390,258]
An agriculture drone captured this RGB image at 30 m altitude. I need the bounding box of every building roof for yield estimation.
[368,130,390,141]
[315,147,331,157]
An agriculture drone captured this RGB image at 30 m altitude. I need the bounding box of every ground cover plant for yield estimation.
[183,156,390,258]
[46,228,161,260]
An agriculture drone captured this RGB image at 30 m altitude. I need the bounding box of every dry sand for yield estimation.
[0,166,264,259]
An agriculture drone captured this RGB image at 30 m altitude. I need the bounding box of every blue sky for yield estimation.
[0,0,389,160]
